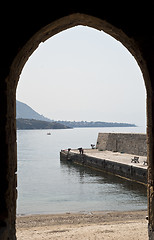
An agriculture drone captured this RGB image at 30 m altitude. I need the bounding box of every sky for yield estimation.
[16,25,146,126]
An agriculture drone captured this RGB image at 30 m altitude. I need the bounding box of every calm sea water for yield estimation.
[17,126,147,215]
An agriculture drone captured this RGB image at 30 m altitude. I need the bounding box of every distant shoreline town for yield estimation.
[16,100,136,130]
[56,120,136,128]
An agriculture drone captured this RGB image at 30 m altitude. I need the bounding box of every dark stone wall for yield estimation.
[0,2,154,239]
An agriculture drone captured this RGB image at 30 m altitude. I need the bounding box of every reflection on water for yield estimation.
[60,161,147,211]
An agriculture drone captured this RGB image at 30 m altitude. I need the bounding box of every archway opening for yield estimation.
[16,24,147,219]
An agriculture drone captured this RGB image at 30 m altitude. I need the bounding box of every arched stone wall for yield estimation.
[0,9,153,239]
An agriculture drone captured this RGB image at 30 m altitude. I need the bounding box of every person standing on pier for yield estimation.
[78,147,84,154]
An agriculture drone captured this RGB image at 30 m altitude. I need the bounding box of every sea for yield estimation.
[17,126,147,215]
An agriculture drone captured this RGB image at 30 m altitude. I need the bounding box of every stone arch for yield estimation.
[12,13,150,91]
[2,13,152,239]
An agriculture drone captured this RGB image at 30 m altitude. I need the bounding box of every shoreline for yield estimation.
[16,210,148,240]
[16,208,147,217]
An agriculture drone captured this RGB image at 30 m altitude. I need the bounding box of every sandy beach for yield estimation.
[16,210,148,240]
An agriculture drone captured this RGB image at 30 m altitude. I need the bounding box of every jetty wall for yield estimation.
[96,133,147,156]
[60,150,147,185]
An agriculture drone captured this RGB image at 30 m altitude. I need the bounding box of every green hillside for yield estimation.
[16,118,70,130]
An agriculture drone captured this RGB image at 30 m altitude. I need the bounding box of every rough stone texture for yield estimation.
[96,133,147,156]
[0,2,154,239]
[149,226,154,240]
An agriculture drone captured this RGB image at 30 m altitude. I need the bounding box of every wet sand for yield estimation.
[16,210,148,240]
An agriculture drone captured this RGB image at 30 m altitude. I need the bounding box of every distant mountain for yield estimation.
[16,118,70,130]
[16,100,52,122]
[16,100,136,129]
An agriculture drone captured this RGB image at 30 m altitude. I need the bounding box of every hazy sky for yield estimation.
[16,26,146,126]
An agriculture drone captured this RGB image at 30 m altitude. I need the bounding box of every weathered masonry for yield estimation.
[97,133,147,156]
[1,3,154,240]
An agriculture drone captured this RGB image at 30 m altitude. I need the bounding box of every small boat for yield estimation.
[47,132,51,135]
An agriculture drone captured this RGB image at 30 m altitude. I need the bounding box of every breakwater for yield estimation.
[60,133,147,185]
[96,133,147,156]
[60,149,147,185]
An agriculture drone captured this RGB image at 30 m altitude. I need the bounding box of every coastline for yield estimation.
[16,210,148,240]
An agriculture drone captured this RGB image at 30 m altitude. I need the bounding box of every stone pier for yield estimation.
[60,148,147,185]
